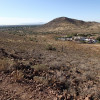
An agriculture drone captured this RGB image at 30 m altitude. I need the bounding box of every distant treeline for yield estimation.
[0,25,42,30]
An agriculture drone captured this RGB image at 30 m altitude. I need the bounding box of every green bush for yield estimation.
[78,34,92,37]
[96,36,100,42]
[67,35,73,38]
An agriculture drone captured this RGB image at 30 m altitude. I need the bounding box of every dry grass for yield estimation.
[0,58,15,71]
[31,64,48,72]
[0,30,100,99]
[34,76,48,86]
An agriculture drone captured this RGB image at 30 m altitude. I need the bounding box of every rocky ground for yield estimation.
[0,32,100,100]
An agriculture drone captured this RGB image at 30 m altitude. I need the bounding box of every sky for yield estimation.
[0,0,100,25]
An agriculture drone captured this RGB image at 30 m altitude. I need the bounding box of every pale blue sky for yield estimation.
[0,0,100,25]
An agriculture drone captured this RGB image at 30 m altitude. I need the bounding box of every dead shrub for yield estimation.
[0,58,15,72]
[11,70,24,81]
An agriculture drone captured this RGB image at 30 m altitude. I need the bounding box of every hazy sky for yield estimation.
[0,0,100,25]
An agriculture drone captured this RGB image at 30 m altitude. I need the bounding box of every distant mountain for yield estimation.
[32,17,100,34]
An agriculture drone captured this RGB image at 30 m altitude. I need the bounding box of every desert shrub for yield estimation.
[96,36,100,43]
[12,70,24,81]
[16,70,24,80]
[67,35,73,38]
[96,91,100,100]
[0,58,15,72]
[54,36,59,40]
[85,71,97,81]
[73,33,78,36]
[78,34,90,37]
[65,80,71,90]
[34,76,48,85]
[86,73,96,81]
[18,34,26,36]
[0,59,8,71]
[31,64,48,71]
[29,37,38,42]
[49,61,66,70]
[46,44,56,51]
[90,92,100,100]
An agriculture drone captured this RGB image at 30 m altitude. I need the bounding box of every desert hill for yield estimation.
[33,17,100,34]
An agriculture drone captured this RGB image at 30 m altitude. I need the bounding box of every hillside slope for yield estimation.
[33,17,100,34]
[0,32,100,100]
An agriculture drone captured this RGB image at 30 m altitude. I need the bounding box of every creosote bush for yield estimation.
[46,44,56,51]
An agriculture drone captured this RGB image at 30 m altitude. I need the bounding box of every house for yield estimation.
[58,37,73,41]
[84,38,97,43]
[79,38,97,43]
[74,36,85,41]
[58,37,66,41]
[65,37,73,41]
[57,36,97,44]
